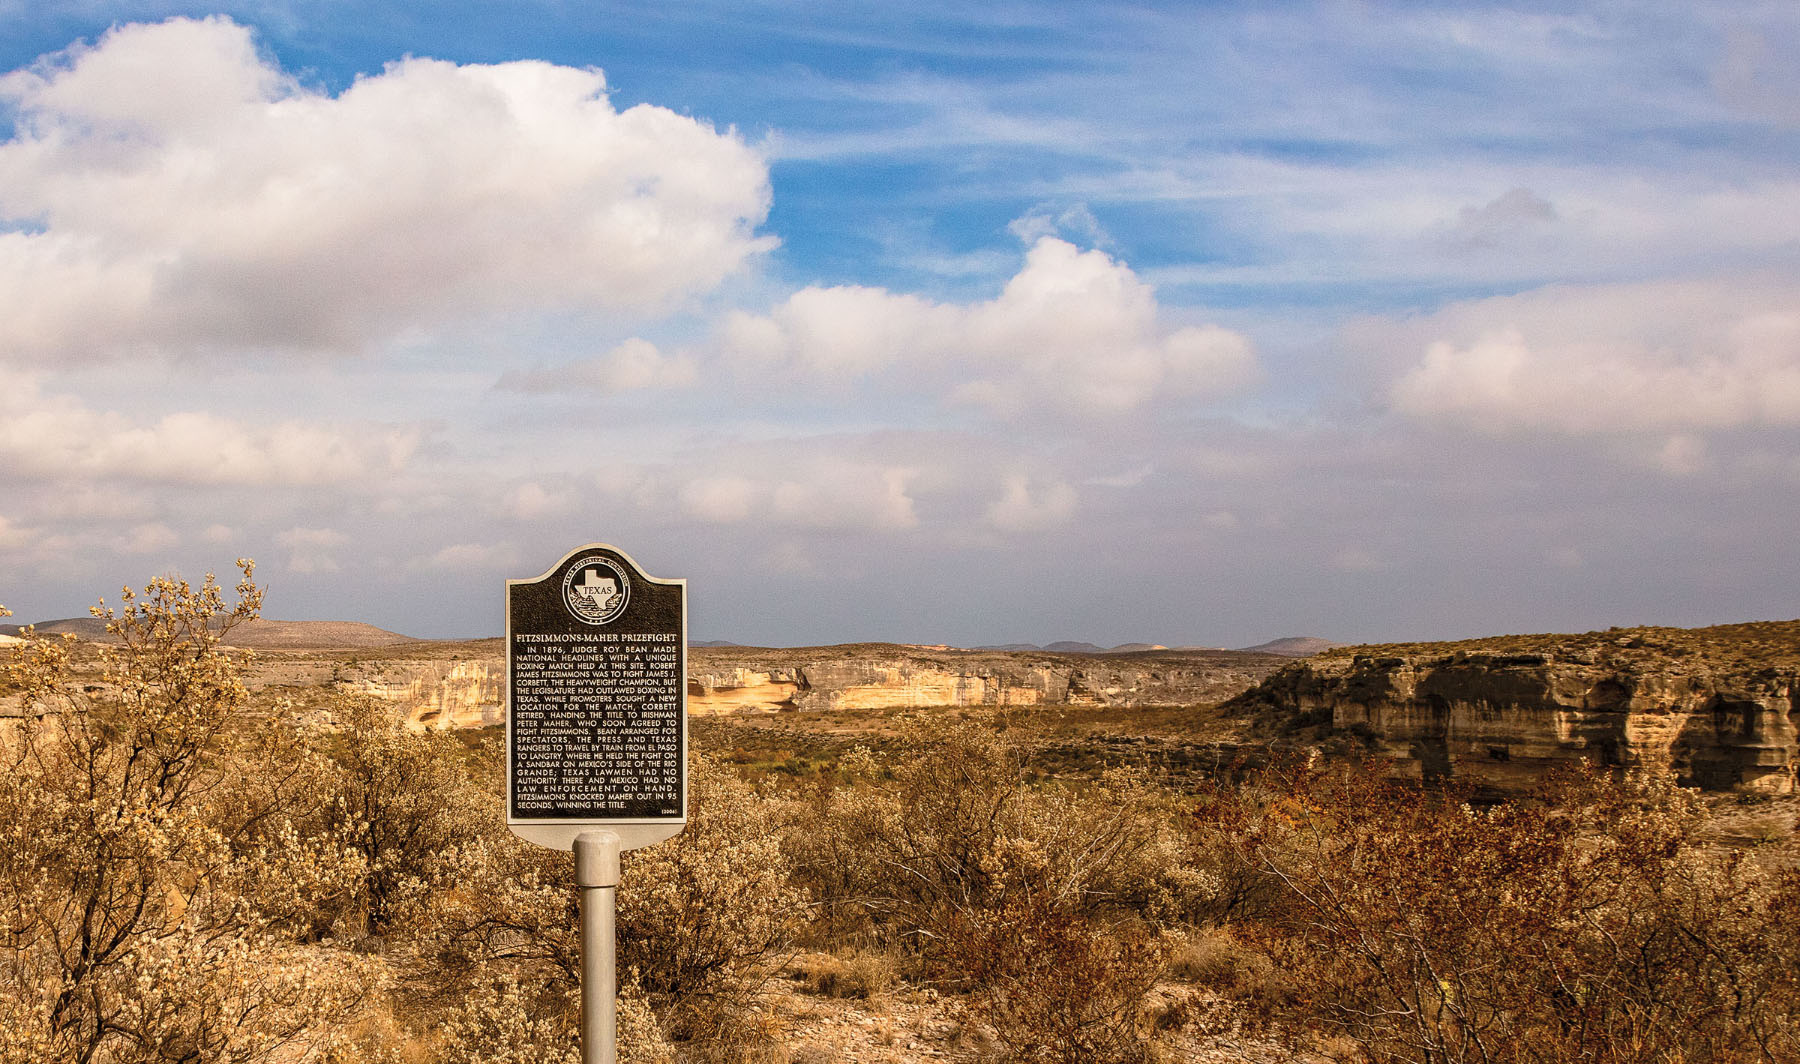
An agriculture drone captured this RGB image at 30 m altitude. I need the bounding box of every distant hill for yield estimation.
[690,640,742,648]
[224,619,419,649]
[0,618,112,641]
[972,641,1171,655]
[1234,637,1341,657]
[1,617,417,649]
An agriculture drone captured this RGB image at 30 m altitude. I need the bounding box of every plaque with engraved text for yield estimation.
[506,544,687,850]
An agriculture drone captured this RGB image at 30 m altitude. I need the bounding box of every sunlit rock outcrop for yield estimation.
[296,642,1284,725]
[1233,622,1800,793]
[687,645,1279,713]
[341,659,505,730]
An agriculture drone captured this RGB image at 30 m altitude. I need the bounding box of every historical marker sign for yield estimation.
[507,544,687,850]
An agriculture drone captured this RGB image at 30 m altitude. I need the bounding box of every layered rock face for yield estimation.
[686,645,1280,714]
[341,660,504,729]
[1236,623,1800,793]
[288,641,1282,725]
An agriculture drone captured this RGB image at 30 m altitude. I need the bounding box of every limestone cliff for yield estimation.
[340,660,504,729]
[686,644,1280,713]
[268,640,1283,727]
[1231,621,1800,793]
[236,644,506,731]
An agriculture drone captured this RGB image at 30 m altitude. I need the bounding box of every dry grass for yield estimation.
[791,950,900,1001]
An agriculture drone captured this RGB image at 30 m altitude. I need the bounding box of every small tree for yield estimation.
[0,564,368,1064]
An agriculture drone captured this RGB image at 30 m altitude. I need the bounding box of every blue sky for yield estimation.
[2,1,1798,646]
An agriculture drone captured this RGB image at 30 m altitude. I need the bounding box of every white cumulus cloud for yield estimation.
[119,522,179,555]
[0,371,417,485]
[502,482,569,521]
[1432,187,1558,253]
[413,542,523,572]
[1383,279,1800,435]
[0,16,773,362]
[721,237,1257,417]
[0,516,37,552]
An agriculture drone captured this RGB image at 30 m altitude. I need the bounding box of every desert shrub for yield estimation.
[429,827,580,985]
[1196,761,1800,1064]
[942,843,1174,1064]
[1176,758,1334,929]
[1166,927,1276,1003]
[434,970,672,1064]
[618,757,806,1057]
[320,693,483,935]
[796,725,1185,949]
[206,690,482,945]
[210,725,373,942]
[427,754,802,1063]
[437,971,577,1064]
[0,565,371,1063]
[799,727,1026,945]
[788,723,1182,1063]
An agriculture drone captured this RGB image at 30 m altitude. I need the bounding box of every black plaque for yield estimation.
[507,545,686,824]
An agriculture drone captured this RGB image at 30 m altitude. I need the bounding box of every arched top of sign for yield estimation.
[513,542,682,594]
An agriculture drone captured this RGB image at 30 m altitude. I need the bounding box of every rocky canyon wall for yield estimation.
[1233,623,1800,793]
[300,642,1285,728]
[339,659,505,730]
[686,646,1278,713]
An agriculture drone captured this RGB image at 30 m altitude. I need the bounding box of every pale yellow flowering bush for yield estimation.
[209,727,373,941]
[435,971,673,1064]
[0,564,372,1063]
[428,825,581,991]
[318,693,484,935]
[437,973,581,1064]
[619,757,805,998]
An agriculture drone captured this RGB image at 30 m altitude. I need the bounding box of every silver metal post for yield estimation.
[575,829,622,1064]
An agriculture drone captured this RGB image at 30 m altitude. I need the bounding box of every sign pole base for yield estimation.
[576,830,622,1064]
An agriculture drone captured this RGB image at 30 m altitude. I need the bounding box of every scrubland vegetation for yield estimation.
[1321,618,1800,670]
[2,569,1797,1063]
